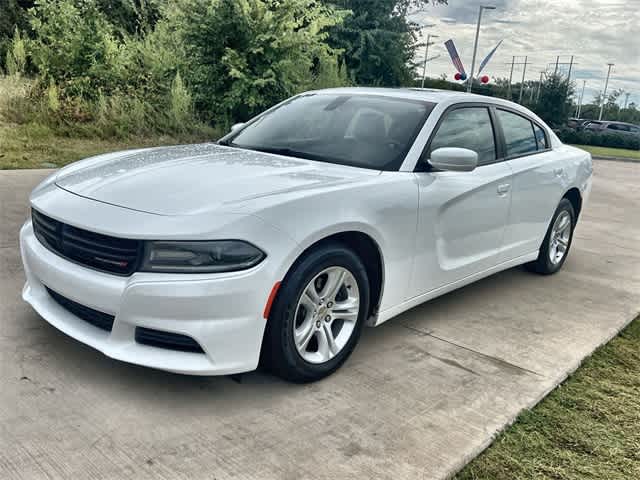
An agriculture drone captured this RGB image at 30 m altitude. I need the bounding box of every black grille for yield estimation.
[135,327,204,354]
[32,209,141,276]
[46,287,115,332]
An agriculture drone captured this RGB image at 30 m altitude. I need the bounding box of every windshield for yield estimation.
[225,94,435,171]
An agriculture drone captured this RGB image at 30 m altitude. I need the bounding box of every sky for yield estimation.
[410,0,640,110]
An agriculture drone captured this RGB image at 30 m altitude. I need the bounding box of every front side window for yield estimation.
[428,107,496,165]
[497,109,537,157]
[226,94,434,171]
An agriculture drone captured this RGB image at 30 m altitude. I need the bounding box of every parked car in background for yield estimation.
[20,88,593,382]
[567,118,591,130]
[583,120,640,136]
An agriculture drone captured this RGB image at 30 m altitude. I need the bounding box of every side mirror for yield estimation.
[428,147,478,172]
[230,122,246,133]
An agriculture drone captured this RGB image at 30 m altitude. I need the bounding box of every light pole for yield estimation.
[535,71,544,103]
[518,55,529,104]
[576,80,586,118]
[598,63,614,121]
[421,34,439,88]
[467,5,496,93]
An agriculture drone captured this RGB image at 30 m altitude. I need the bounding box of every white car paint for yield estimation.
[20,88,593,375]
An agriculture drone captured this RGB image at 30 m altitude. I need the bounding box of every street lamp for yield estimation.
[576,80,586,119]
[467,5,496,93]
[421,34,440,88]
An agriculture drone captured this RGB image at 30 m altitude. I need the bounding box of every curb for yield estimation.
[592,155,639,163]
[445,309,640,479]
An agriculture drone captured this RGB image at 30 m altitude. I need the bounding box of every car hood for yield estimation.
[55,144,379,216]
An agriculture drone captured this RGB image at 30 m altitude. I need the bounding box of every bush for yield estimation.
[169,72,194,130]
[29,0,125,98]
[5,27,26,76]
[16,0,208,139]
[5,0,348,139]
[172,0,346,125]
[557,127,640,150]
[0,74,32,121]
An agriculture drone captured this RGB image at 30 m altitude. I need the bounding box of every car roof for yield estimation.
[308,86,544,119]
[311,86,513,106]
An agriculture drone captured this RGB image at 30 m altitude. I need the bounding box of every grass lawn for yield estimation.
[455,315,640,480]
[571,144,640,160]
[0,75,218,170]
[0,122,216,170]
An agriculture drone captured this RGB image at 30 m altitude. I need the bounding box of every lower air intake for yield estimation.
[135,327,204,354]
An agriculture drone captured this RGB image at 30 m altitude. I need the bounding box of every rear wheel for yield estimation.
[262,243,369,383]
[526,198,575,275]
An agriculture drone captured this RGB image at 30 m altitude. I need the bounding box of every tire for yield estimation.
[262,243,370,383]
[526,198,576,275]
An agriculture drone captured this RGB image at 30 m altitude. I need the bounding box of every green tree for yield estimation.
[533,73,574,127]
[324,0,447,86]
[172,0,345,124]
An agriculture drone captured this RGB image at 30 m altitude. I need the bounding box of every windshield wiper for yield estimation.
[228,143,348,166]
[251,146,301,157]
[234,145,317,161]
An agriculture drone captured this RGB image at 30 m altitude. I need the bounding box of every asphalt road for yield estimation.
[0,161,638,480]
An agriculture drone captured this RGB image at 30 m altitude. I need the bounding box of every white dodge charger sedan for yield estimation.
[20,88,593,382]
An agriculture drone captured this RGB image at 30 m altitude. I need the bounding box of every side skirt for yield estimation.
[369,251,539,327]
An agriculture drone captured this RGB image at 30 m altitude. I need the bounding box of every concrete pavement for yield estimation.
[0,161,638,480]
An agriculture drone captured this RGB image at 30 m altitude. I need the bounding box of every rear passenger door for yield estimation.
[497,108,566,261]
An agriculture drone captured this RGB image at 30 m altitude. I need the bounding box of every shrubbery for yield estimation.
[556,127,640,150]
[171,0,348,123]
[2,0,349,139]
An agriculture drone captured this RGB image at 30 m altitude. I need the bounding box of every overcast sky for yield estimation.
[411,0,640,109]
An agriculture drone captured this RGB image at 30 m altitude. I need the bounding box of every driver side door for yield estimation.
[409,104,513,298]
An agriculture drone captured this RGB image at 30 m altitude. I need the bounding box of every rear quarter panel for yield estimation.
[557,144,593,210]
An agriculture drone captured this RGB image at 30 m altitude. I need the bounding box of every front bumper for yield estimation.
[20,220,273,375]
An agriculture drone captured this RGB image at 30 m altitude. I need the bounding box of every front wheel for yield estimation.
[262,243,370,383]
[526,198,576,275]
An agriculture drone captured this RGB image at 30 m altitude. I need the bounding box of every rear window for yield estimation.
[533,123,548,150]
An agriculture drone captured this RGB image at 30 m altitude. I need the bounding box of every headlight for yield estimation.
[140,241,266,273]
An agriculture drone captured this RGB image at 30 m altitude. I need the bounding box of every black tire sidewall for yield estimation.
[264,244,370,382]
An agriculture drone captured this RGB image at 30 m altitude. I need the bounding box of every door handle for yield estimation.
[554,167,564,176]
[497,183,511,195]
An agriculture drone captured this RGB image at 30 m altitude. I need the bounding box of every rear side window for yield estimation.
[429,107,496,165]
[496,109,537,157]
[608,124,630,132]
[533,123,548,150]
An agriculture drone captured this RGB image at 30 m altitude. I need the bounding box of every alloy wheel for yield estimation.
[548,210,572,265]
[293,266,360,364]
